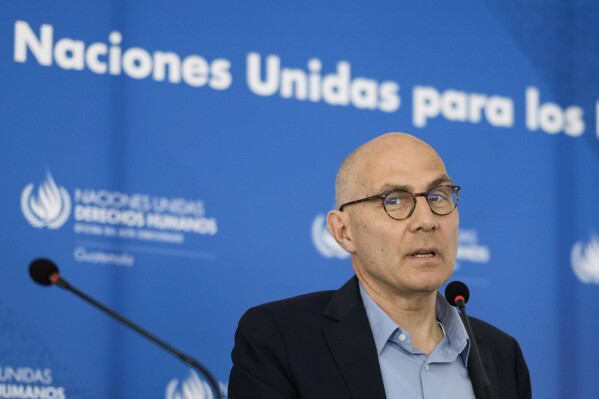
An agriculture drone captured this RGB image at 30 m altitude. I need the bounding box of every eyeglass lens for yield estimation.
[383,186,457,219]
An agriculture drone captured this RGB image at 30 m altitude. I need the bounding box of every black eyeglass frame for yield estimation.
[338,185,461,220]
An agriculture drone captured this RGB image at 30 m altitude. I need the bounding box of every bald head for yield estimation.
[335,133,447,207]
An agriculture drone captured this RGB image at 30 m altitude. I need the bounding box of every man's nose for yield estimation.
[409,196,438,232]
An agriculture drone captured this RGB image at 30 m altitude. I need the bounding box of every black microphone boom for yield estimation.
[445,281,493,399]
[29,258,223,399]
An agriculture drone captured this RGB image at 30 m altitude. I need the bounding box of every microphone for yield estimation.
[445,281,492,399]
[445,280,469,307]
[29,258,70,288]
[29,258,223,399]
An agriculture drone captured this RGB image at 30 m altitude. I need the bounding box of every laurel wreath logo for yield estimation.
[21,172,71,229]
[571,235,599,284]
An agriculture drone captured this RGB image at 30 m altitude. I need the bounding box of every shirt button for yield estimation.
[424,364,430,371]
[398,333,407,342]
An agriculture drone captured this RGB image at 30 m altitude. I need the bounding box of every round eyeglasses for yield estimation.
[338,185,460,220]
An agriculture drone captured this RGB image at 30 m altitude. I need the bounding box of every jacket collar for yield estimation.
[321,277,387,399]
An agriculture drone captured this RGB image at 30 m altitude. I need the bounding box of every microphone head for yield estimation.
[29,258,60,286]
[444,280,470,306]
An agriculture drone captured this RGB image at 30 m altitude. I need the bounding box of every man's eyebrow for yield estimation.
[375,183,410,193]
[374,175,453,194]
[428,175,454,189]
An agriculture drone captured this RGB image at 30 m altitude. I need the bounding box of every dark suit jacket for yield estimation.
[229,277,531,399]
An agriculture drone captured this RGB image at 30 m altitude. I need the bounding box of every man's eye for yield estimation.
[428,187,451,202]
[428,193,447,202]
[384,192,410,207]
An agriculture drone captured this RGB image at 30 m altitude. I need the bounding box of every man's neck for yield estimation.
[361,281,444,354]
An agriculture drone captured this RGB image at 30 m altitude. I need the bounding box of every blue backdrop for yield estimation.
[2,1,599,398]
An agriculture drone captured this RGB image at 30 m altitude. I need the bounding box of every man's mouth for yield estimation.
[410,250,437,258]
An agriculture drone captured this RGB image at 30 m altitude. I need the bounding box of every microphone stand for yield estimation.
[54,277,223,399]
[455,299,492,399]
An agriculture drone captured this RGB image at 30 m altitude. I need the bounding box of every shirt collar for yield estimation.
[359,283,471,365]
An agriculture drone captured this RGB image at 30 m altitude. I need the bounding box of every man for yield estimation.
[229,133,531,398]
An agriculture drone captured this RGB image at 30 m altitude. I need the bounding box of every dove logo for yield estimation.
[21,172,71,229]
[571,235,599,284]
[311,214,350,259]
[165,371,227,399]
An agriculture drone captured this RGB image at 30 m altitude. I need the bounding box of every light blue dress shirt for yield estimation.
[359,284,476,399]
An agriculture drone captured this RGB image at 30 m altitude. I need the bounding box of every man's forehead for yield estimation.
[336,132,450,203]
[359,132,435,154]
[357,145,447,183]
[373,174,453,193]
[366,152,447,174]
[357,134,443,165]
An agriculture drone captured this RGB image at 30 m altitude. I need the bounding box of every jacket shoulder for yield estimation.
[468,317,532,398]
[240,290,336,327]
[469,316,518,345]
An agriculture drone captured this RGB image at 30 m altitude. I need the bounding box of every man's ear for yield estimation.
[327,210,356,254]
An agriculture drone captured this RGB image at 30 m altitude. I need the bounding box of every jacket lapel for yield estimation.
[322,277,387,399]
[468,332,499,399]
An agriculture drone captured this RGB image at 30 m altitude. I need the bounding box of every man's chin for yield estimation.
[407,272,452,293]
